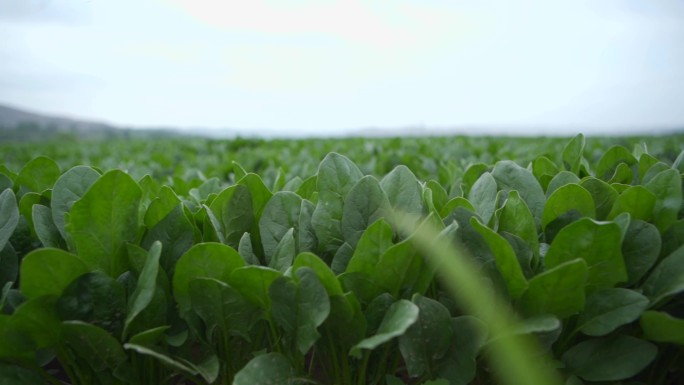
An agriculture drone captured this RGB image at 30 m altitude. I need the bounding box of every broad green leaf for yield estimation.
[209,184,254,249]
[468,172,497,225]
[645,168,682,232]
[293,252,343,296]
[20,248,88,299]
[643,243,684,305]
[296,175,317,200]
[189,277,259,341]
[491,160,546,223]
[144,185,180,229]
[471,217,528,299]
[237,173,273,222]
[607,185,656,221]
[57,271,126,336]
[18,192,42,238]
[269,227,296,272]
[341,175,390,248]
[462,163,488,194]
[545,218,627,291]
[542,184,595,230]
[0,363,48,385]
[32,204,63,248]
[173,243,245,314]
[331,241,354,275]
[576,288,649,336]
[311,153,364,255]
[545,171,581,197]
[595,145,637,181]
[497,191,538,257]
[61,320,126,372]
[562,134,585,174]
[326,292,366,347]
[124,241,161,339]
[259,191,302,260]
[622,220,661,285]
[608,162,634,184]
[372,240,418,299]
[16,156,60,193]
[562,336,657,382]
[532,156,560,189]
[580,177,618,220]
[233,352,296,385]
[51,165,100,242]
[270,268,330,354]
[637,153,660,181]
[440,196,476,218]
[229,265,282,310]
[520,259,588,318]
[232,160,247,181]
[350,299,419,358]
[298,199,317,253]
[67,170,142,276]
[142,204,194,276]
[426,180,449,213]
[381,165,424,218]
[399,294,454,377]
[10,296,61,348]
[435,316,487,385]
[238,232,260,265]
[640,310,684,345]
[346,219,395,275]
[0,189,19,251]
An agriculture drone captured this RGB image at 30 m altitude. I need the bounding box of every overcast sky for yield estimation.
[1,0,683,136]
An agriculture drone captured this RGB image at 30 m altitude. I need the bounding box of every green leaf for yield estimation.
[491,160,546,224]
[233,352,296,385]
[562,336,657,382]
[462,163,488,194]
[471,217,528,299]
[259,191,302,260]
[189,277,259,341]
[173,243,245,314]
[269,227,296,272]
[238,232,260,265]
[346,219,394,275]
[341,175,391,248]
[124,241,161,339]
[576,288,649,336]
[468,172,498,225]
[595,146,637,181]
[542,184,595,231]
[434,316,487,385]
[0,244,17,289]
[144,185,180,229]
[271,268,330,354]
[293,252,343,296]
[312,153,364,255]
[642,243,684,305]
[209,184,254,249]
[545,218,627,291]
[10,296,61,348]
[645,168,683,233]
[16,156,60,193]
[399,294,454,377]
[32,204,64,248]
[67,170,142,276]
[57,271,127,336]
[124,342,219,383]
[520,259,588,318]
[142,204,194,276]
[640,310,684,345]
[607,186,656,221]
[545,171,581,197]
[580,177,618,221]
[381,165,424,218]
[62,320,126,372]
[562,134,585,174]
[298,199,317,253]
[20,248,89,299]
[497,191,538,257]
[229,265,282,310]
[350,299,419,358]
[0,189,19,252]
[622,220,661,286]
[51,165,100,242]
[0,363,48,385]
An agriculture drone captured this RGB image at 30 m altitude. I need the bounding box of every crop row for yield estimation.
[0,135,683,384]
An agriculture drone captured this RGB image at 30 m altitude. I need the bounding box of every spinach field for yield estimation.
[0,134,683,385]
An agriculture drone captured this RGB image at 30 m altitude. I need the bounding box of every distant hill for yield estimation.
[0,104,186,141]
